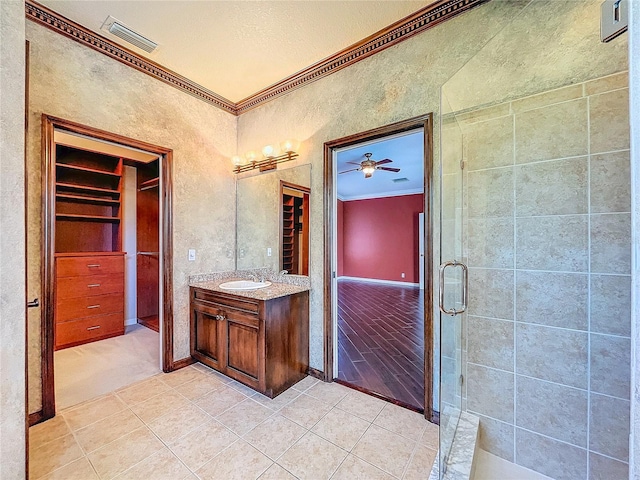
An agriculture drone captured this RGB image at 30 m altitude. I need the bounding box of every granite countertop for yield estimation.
[190,277,309,301]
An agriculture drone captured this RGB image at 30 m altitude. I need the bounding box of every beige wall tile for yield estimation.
[516,215,588,272]
[463,116,514,171]
[467,167,514,218]
[511,84,583,113]
[584,72,628,95]
[516,271,588,330]
[589,393,630,461]
[195,440,273,480]
[455,104,511,126]
[467,268,514,320]
[590,213,631,274]
[351,425,414,478]
[467,317,514,371]
[516,376,587,446]
[515,99,588,164]
[590,274,632,336]
[466,364,514,423]
[442,122,464,175]
[590,334,630,399]
[588,452,629,480]
[278,432,347,480]
[515,157,588,216]
[590,151,631,213]
[244,414,306,460]
[515,428,587,480]
[516,323,588,389]
[467,218,514,268]
[589,88,630,154]
[477,414,514,462]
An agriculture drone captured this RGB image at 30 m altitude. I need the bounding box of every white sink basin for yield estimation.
[219,280,272,290]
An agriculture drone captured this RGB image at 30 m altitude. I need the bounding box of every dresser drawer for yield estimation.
[55,313,124,349]
[56,292,124,322]
[56,255,124,278]
[57,273,124,300]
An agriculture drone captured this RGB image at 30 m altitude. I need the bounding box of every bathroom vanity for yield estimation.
[189,280,309,398]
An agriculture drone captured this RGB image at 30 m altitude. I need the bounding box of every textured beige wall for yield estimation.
[0,1,26,477]
[237,164,311,271]
[25,22,237,414]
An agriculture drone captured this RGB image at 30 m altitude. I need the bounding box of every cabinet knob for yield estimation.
[214,314,226,321]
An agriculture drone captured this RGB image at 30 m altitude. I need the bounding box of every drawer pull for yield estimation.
[214,314,226,321]
[87,283,101,288]
[87,305,101,309]
[87,264,101,268]
[86,325,101,331]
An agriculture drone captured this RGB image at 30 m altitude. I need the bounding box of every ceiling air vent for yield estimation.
[392,177,410,183]
[101,16,158,53]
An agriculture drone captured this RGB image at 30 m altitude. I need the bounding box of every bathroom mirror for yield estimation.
[236,164,311,272]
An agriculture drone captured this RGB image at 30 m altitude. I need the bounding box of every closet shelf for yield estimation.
[56,163,121,177]
[57,182,121,196]
[139,177,159,188]
[56,213,121,223]
[56,193,120,205]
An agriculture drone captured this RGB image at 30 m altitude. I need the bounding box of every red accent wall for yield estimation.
[338,194,423,283]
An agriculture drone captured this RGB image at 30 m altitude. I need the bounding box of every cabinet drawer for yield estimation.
[57,273,124,300]
[56,292,123,322]
[56,313,123,349]
[56,255,124,277]
[192,288,259,314]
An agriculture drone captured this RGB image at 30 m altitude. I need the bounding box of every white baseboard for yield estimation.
[338,276,420,287]
[125,317,138,326]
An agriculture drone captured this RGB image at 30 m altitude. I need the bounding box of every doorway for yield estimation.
[32,115,175,423]
[323,114,435,420]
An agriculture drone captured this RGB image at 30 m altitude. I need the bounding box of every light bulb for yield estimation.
[262,145,275,158]
[245,151,257,162]
[231,155,242,166]
[362,166,375,175]
[280,139,299,153]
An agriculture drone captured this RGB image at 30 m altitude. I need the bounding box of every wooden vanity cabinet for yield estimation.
[190,287,309,398]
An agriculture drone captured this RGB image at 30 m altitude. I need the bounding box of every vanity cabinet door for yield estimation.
[192,304,225,370]
[224,309,263,389]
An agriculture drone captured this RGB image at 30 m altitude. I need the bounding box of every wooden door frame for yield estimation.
[322,113,436,422]
[279,180,311,275]
[35,114,176,424]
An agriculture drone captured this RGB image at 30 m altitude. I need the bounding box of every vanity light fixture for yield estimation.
[233,140,300,174]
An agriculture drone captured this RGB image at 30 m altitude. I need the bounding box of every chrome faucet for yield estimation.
[279,270,288,276]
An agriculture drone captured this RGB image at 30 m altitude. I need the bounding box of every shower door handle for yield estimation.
[438,260,468,316]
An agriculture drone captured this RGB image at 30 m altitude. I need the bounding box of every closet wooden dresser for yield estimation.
[55,252,125,350]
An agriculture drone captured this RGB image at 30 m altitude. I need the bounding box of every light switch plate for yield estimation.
[601,0,628,42]
[267,247,272,257]
[188,249,195,261]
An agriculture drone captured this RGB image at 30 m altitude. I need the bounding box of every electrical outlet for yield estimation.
[401,272,405,278]
[188,249,196,261]
[267,247,272,257]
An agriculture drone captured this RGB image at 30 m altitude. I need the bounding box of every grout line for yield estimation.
[586,91,592,480]
[512,111,518,466]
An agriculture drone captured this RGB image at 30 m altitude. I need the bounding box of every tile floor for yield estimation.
[29,363,439,480]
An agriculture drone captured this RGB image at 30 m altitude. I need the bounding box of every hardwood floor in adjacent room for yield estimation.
[336,279,424,410]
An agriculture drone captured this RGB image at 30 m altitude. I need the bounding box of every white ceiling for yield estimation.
[336,129,424,201]
[39,0,433,102]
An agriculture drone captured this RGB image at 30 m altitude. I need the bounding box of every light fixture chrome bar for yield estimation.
[233,152,299,174]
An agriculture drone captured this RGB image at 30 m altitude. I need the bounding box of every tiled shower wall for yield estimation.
[445,71,631,480]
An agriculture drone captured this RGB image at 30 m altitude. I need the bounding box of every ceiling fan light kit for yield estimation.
[339,152,401,178]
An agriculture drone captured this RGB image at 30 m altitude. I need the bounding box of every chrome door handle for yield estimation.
[438,260,468,316]
[27,298,39,308]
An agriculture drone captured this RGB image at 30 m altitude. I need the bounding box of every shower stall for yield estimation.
[438,1,631,478]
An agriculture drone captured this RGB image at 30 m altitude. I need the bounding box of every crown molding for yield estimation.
[25,0,488,117]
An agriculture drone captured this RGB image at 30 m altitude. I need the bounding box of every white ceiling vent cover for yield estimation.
[101,16,158,53]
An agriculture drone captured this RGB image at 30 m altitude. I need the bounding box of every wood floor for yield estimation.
[336,279,425,410]
[138,314,159,332]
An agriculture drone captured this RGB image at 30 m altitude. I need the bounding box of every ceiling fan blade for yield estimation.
[375,159,393,165]
[377,167,401,172]
[345,161,363,166]
[339,168,360,174]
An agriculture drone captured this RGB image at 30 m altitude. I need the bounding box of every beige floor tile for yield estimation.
[195,385,248,416]
[169,419,239,471]
[331,455,395,480]
[244,414,307,460]
[403,445,438,480]
[258,463,298,480]
[29,415,71,450]
[114,447,192,480]
[75,409,144,453]
[216,398,275,435]
[29,434,84,479]
[251,388,301,411]
[162,366,210,388]
[420,421,439,451]
[147,403,212,444]
[352,424,415,478]
[129,389,190,423]
[335,390,386,422]
[291,375,319,392]
[175,374,226,400]
[87,426,164,479]
[373,403,427,441]
[278,432,348,480]
[279,393,332,429]
[62,394,127,431]
[196,440,273,480]
[116,376,170,406]
[228,380,260,396]
[304,382,349,406]
[311,408,370,451]
[40,457,98,480]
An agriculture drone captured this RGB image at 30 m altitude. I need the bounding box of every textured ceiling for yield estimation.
[38,0,433,102]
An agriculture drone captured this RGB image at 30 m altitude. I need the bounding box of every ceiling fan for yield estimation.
[339,153,400,179]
